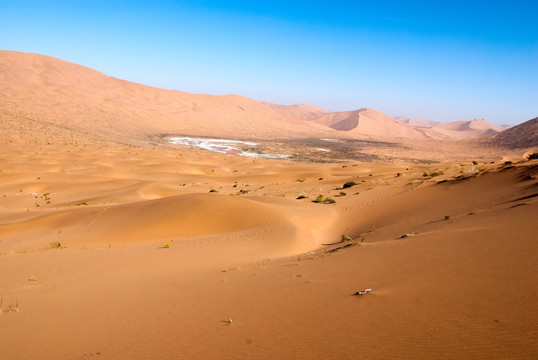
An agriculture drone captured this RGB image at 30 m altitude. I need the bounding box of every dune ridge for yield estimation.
[0,50,514,144]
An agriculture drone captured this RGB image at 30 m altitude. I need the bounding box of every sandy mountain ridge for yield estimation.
[394,115,440,127]
[0,50,509,143]
[482,116,538,149]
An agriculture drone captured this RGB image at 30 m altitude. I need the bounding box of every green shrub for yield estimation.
[527,153,538,160]
[472,161,478,165]
[342,181,357,189]
[50,241,61,249]
[341,234,352,242]
[313,195,336,204]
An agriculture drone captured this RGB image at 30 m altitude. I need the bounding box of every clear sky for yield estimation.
[1,0,536,125]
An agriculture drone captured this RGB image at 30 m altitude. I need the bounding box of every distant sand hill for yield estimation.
[0,50,517,144]
[482,117,538,149]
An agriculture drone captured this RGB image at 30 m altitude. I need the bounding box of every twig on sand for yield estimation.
[222,318,233,324]
[353,288,373,296]
[325,243,357,254]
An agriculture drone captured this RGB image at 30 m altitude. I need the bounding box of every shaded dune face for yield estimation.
[486,117,538,149]
[330,112,359,131]
[0,189,333,257]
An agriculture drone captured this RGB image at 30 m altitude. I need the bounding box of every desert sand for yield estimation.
[1,51,537,359]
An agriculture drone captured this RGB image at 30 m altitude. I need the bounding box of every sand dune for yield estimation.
[1,50,513,143]
[394,115,440,127]
[1,50,537,359]
[483,117,538,149]
[309,108,430,139]
[0,50,331,141]
[427,118,504,140]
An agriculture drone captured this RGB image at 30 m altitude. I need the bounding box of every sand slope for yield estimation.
[0,50,333,140]
[1,50,511,143]
[427,118,503,140]
[309,108,430,139]
[1,112,537,358]
[483,117,538,149]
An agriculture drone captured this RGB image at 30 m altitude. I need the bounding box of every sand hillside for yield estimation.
[0,50,509,144]
[1,50,537,359]
[427,119,505,140]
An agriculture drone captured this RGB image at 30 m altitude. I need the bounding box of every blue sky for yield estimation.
[1,0,536,125]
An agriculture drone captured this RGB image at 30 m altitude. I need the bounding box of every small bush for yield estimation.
[504,161,513,166]
[527,153,538,160]
[341,234,352,242]
[209,189,218,193]
[296,195,307,199]
[50,241,61,249]
[444,215,451,220]
[339,191,347,196]
[312,195,336,204]
[472,161,478,165]
[162,243,172,248]
[342,181,357,189]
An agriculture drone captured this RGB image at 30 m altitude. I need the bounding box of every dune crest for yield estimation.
[1,50,515,143]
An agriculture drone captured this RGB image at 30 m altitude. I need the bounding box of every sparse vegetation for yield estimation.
[313,194,336,204]
[424,171,443,177]
[50,241,61,249]
[339,191,347,196]
[444,215,451,220]
[0,298,20,314]
[341,234,352,242]
[162,243,172,248]
[503,161,513,166]
[528,153,538,160]
[342,180,357,189]
[209,189,218,193]
[296,195,307,199]
[472,161,478,165]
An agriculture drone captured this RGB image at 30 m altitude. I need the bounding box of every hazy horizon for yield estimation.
[1,0,536,125]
